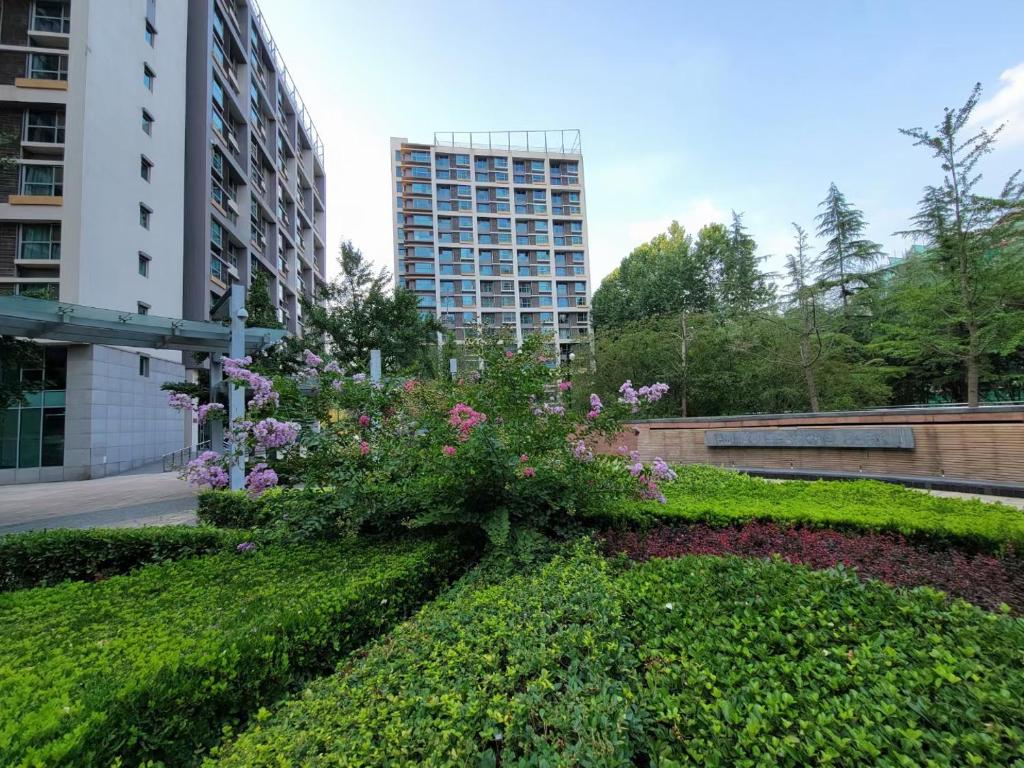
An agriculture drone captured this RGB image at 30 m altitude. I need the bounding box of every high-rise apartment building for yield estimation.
[184,0,327,336]
[390,131,590,365]
[0,0,325,484]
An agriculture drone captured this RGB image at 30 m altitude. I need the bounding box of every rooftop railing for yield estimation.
[433,130,582,155]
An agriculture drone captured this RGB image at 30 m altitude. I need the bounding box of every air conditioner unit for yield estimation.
[227,265,240,281]
[227,198,239,213]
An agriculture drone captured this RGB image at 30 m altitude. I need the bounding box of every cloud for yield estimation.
[970,62,1024,147]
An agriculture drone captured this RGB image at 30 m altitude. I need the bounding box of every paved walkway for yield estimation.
[0,471,198,535]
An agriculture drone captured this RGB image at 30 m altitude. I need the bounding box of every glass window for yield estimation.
[24,109,64,143]
[139,356,150,377]
[28,52,67,80]
[140,156,152,181]
[145,20,156,46]
[137,302,149,315]
[19,223,60,260]
[143,65,155,91]
[32,1,70,33]
[21,164,62,196]
[138,252,150,276]
[139,204,151,229]
[142,109,154,135]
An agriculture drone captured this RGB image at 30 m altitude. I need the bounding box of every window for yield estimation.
[32,1,70,33]
[142,109,154,135]
[145,20,156,47]
[143,65,155,91]
[139,204,151,229]
[139,355,150,377]
[24,109,64,143]
[28,53,67,81]
[21,164,62,196]
[140,156,152,182]
[19,223,60,260]
[138,252,150,277]
[137,302,149,315]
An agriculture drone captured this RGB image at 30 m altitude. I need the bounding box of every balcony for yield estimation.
[1,51,69,90]
[29,2,70,48]
[10,163,63,205]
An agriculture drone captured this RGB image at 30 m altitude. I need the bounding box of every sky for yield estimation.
[257,0,1024,286]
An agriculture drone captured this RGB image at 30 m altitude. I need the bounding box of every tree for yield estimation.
[714,212,775,315]
[891,83,1024,406]
[591,222,713,329]
[782,224,823,411]
[300,240,440,374]
[245,267,282,329]
[815,183,884,312]
[0,337,43,409]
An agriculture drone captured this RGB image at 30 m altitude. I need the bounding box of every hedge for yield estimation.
[0,525,250,592]
[209,546,645,766]
[0,534,470,767]
[624,555,1024,765]
[212,545,1024,766]
[605,465,1024,551]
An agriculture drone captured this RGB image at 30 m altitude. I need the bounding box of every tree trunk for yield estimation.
[966,322,980,407]
[798,334,820,412]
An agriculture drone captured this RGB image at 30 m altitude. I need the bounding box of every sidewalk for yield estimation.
[0,472,198,535]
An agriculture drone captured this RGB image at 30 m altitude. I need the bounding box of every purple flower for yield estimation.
[236,541,257,554]
[324,361,342,374]
[183,451,228,489]
[652,457,677,482]
[358,414,371,427]
[251,418,300,450]
[573,440,593,462]
[558,380,572,391]
[352,373,367,383]
[303,349,323,368]
[244,463,278,497]
[589,393,603,413]
[222,356,279,409]
[331,379,343,391]
[586,409,599,420]
[197,402,225,425]
[167,392,195,411]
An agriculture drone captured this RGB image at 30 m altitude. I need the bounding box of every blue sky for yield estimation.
[258,0,1024,285]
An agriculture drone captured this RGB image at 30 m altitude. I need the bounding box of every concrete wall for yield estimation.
[608,407,1024,493]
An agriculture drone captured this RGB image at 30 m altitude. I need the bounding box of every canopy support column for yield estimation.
[228,285,248,491]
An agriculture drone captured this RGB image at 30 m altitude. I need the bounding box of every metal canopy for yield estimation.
[0,295,288,354]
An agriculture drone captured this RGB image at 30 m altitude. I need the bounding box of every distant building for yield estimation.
[390,130,591,365]
[0,0,325,483]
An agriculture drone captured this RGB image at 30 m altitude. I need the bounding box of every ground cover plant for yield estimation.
[603,521,1024,611]
[0,534,468,767]
[209,544,1024,766]
[604,465,1024,551]
[0,525,250,591]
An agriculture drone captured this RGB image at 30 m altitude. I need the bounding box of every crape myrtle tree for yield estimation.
[883,83,1024,406]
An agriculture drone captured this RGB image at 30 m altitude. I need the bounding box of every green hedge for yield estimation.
[209,547,645,766]
[623,555,1024,766]
[196,488,348,540]
[0,525,250,592]
[0,534,470,767]
[212,545,1024,766]
[605,465,1024,551]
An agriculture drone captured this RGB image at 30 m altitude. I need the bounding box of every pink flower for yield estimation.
[251,418,300,450]
[183,451,228,489]
[167,392,195,412]
[586,409,599,420]
[358,414,371,427]
[505,350,515,358]
[442,445,456,457]
[558,380,572,391]
[359,440,370,456]
[519,454,529,463]
[403,379,417,392]
[522,467,536,478]
[197,402,225,425]
[448,403,487,441]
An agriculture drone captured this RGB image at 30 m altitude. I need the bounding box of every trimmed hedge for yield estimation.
[624,555,1024,765]
[0,534,470,767]
[0,525,250,592]
[606,465,1024,551]
[212,545,1024,766]
[209,547,646,766]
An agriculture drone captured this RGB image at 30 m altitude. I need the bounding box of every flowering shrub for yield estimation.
[175,335,670,545]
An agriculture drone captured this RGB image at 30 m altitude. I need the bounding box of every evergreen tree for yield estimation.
[782,224,823,411]
[815,183,884,311]
[716,212,774,314]
[245,267,282,329]
[889,83,1024,406]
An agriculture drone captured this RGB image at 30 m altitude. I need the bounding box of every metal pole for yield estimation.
[370,348,382,383]
[229,284,248,490]
[209,353,223,454]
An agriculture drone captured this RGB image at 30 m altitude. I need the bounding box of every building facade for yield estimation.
[0,0,326,483]
[390,131,590,365]
[183,0,327,336]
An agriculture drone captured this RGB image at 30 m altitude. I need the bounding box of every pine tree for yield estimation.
[815,183,884,311]
[716,212,774,314]
[783,224,823,411]
[245,267,282,329]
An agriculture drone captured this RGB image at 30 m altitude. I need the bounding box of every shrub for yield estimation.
[622,556,1024,766]
[196,489,264,528]
[208,546,646,766]
[603,465,1024,551]
[0,525,248,591]
[0,535,470,767]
